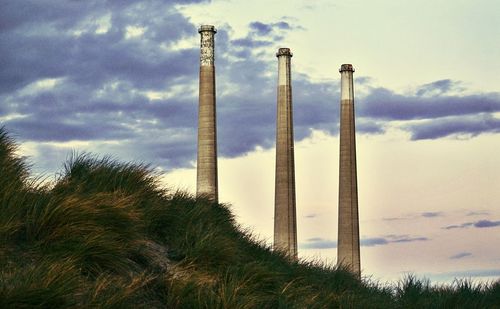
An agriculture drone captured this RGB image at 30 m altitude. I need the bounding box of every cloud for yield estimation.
[466,211,490,216]
[443,219,500,229]
[357,83,500,140]
[2,1,500,175]
[360,237,388,247]
[231,37,273,48]
[429,269,500,279]
[249,21,292,35]
[275,21,292,30]
[300,238,337,249]
[216,61,341,158]
[474,220,500,228]
[0,2,241,169]
[415,79,463,97]
[382,217,408,221]
[406,115,500,140]
[233,20,295,48]
[301,235,428,249]
[306,237,323,242]
[360,87,500,121]
[384,234,429,244]
[390,236,429,243]
[421,212,443,218]
[249,22,273,35]
[454,269,500,277]
[383,212,443,221]
[449,252,472,260]
[0,1,203,94]
[443,222,474,230]
[356,121,386,134]
[1,3,346,171]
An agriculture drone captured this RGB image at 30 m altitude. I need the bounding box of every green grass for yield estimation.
[1,127,499,308]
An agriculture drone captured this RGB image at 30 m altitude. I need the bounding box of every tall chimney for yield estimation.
[197,25,218,201]
[337,64,360,277]
[273,48,297,259]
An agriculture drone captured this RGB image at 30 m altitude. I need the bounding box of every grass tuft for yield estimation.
[1,127,499,308]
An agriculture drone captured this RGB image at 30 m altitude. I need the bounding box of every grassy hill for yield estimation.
[1,127,499,308]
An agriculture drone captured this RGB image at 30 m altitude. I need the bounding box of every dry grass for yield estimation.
[1,127,499,308]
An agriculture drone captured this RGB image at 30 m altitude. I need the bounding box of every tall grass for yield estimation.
[1,127,499,308]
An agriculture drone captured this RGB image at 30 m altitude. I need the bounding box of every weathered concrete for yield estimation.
[196,25,218,201]
[274,48,297,259]
[337,64,360,277]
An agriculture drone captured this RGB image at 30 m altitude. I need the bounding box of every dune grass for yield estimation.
[1,127,499,308]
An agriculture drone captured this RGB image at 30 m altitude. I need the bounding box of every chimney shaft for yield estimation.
[197,25,218,201]
[274,48,297,259]
[337,63,360,277]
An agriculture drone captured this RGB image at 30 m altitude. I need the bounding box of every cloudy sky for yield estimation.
[1,0,499,283]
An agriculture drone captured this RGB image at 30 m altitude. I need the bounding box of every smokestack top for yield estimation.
[198,25,217,33]
[276,48,293,58]
[339,64,355,72]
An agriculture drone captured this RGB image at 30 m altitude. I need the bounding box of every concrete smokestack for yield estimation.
[337,64,360,277]
[197,25,218,201]
[273,48,297,259]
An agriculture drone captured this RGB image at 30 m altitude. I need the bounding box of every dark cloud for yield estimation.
[0,1,96,31]
[391,236,428,243]
[275,21,291,30]
[0,1,202,94]
[421,212,442,218]
[249,21,292,35]
[249,22,273,35]
[443,222,474,230]
[357,81,500,139]
[385,234,429,244]
[450,252,472,260]
[356,120,386,134]
[216,52,340,158]
[231,38,273,48]
[415,79,463,97]
[443,219,500,229]
[360,237,388,247]
[406,115,500,140]
[359,88,500,121]
[474,220,500,228]
[232,20,295,48]
[1,0,499,175]
[0,0,208,170]
[301,235,428,249]
[0,5,341,171]
[6,118,134,142]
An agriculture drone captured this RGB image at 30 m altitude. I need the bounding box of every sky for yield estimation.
[1,0,499,284]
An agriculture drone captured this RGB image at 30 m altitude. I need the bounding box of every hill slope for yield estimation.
[1,127,499,308]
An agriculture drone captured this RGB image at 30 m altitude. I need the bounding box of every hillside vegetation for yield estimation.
[1,127,499,308]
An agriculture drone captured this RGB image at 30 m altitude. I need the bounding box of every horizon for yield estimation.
[1,0,499,284]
